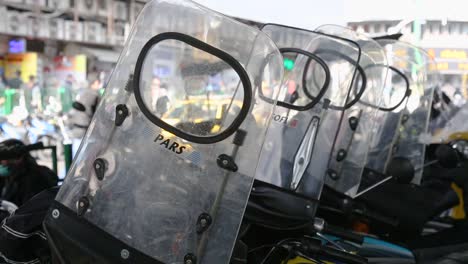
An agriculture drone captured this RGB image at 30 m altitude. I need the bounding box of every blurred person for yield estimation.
[0,74,6,108]
[151,77,161,106]
[0,73,6,90]
[68,79,101,155]
[8,70,23,90]
[59,74,75,113]
[151,77,170,115]
[43,78,62,115]
[64,74,74,89]
[24,75,41,113]
[0,139,58,207]
[453,91,465,107]
[155,83,170,116]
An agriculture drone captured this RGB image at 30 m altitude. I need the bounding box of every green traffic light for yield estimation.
[284,58,295,71]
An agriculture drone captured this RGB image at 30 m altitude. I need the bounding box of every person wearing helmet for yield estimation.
[68,79,101,155]
[8,70,23,90]
[0,139,58,207]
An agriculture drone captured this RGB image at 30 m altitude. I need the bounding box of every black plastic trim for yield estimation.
[133,32,252,144]
[257,48,331,111]
[259,23,363,112]
[310,48,367,110]
[358,65,410,112]
[44,201,162,264]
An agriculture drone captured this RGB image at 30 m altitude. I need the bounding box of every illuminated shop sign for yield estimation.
[427,48,468,60]
[8,39,26,54]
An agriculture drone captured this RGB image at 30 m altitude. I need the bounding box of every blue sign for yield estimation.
[9,39,26,54]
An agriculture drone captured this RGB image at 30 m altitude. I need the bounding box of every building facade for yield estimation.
[349,20,468,101]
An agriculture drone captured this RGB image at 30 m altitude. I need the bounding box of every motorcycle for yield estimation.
[43,0,287,263]
[240,23,388,264]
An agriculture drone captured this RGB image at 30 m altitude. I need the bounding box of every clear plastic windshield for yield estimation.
[432,104,468,144]
[428,72,453,139]
[318,25,388,198]
[432,103,468,159]
[256,24,361,203]
[44,1,284,263]
[362,40,437,191]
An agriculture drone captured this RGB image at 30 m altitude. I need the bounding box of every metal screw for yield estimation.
[200,219,207,227]
[52,209,60,219]
[118,110,123,115]
[95,163,101,169]
[121,249,130,259]
[298,157,304,165]
[222,159,228,165]
[184,253,196,264]
[306,205,311,209]
[79,201,85,207]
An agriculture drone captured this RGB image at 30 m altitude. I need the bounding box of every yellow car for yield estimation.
[161,97,245,137]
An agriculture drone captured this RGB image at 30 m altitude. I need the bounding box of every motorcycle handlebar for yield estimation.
[0,142,45,160]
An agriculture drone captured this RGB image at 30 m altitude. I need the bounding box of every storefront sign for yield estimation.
[8,39,26,54]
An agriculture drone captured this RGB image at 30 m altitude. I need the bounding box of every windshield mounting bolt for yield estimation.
[94,158,107,181]
[77,196,90,216]
[336,149,347,162]
[52,209,60,219]
[327,169,339,180]
[184,253,197,264]
[120,249,130,259]
[115,104,129,126]
[217,154,238,172]
[349,116,359,131]
[196,213,212,234]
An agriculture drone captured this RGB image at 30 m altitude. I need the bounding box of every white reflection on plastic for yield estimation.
[291,116,319,189]
[50,0,284,263]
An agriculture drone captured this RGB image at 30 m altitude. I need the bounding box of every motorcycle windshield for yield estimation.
[432,104,468,144]
[361,40,437,190]
[318,25,388,198]
[432,103,468,159]
[428,72,451,139]
[43,1,284,263]
[256,24,361,202]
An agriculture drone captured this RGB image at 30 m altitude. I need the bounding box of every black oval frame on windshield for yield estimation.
[305,48,367,111]
[257,48,331,111]
[133,32,252,144]
[356,65,411,112]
